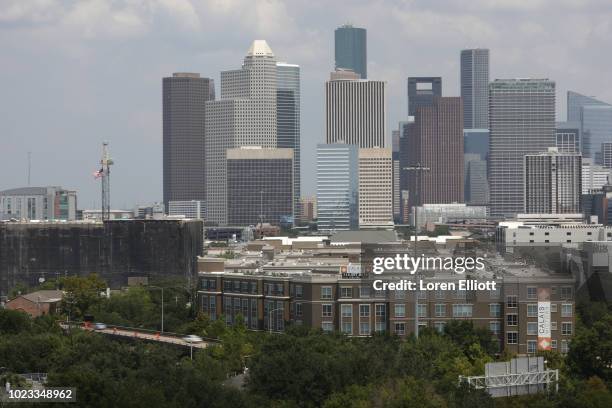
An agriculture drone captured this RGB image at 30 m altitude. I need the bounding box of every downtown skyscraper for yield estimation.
[162,73,215,209]
[334,24,367,79]
[460,49,489,129]
[489,79,556,218]
[407,77,442,116]
[567,91,612,162]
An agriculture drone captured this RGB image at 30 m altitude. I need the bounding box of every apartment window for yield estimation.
[506,295,518,308]
[527,304,538,318]
[359,286,370,298]
[434,304,446,317]
[341,287,353,298]
[375,304,386,332]
[561,304,573,317]
[394,304,406,318]
[489,287,500,299]
[562,322,572,336]
[552,321,558,331]
[489,321,501,335]
[507,314,518,326]
[527,287,537,299]
[551,303,558,313]
[435,290,445,299]
[341,322,352,335]
[322,304,333,317]
[489,303,501,318]
[561,340,569,353]
[341,304,352,318]
[527,340,537,354]
[452,304,473,317]
[359,304,370,318]
[321,286,332,300]
[507,332,518,344]
[395,290,406,299]
[321,322,333,333]
[561,286,572,299]
[295,285,303,299]
[527,322,538,335]
[418,291,427,300]
[295,303,303,317]
[395,322,406,336]
[359,322,370,336]
[455,289,467,300]
[434,321,446,333]
[417,304,427,318]
[551,339,557,350]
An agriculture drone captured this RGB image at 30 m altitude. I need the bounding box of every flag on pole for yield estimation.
[93,168,104,179]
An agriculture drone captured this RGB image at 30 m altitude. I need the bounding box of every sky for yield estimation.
[1,0,612,209]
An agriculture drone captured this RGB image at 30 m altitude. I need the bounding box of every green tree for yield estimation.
[60,274,107,319]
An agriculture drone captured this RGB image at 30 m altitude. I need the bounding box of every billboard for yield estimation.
[537,288,551,351]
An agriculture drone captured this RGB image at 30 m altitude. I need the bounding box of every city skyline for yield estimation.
[1,1,612,208]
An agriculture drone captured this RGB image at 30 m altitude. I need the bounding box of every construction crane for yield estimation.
[96,142,114,221]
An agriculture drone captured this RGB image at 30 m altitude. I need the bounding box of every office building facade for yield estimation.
[168,200,206,219]
[163,73,215,209]
[358,148,393,228]
[316,144,359,231]
[489,79,556,218]
[567,91,612,160]
[0,187,77,221]
[555,123,581,154]
[464,129,490,205]
[461,49,489,129]
[334,24,367,79]
[582,159,612,194]
[407,77,442,116]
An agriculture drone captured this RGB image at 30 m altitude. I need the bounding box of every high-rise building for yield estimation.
[0,187,77,221]
[168,200,206,219]
[392,130,401,221]
[358,148,393,228]
[298,196,317,224]
[406,97,464,206]
[555,122,581,154]
[601,142,612,169]
[463,129,489,205]
[334,24,367,79]
[205,41,278,226]
[567,91,612,160]
[163,73,215,209]
[398,120,414,222]
[325,76,387,147]
[277,62,301,216]
[407,77,442,116]
[582,159,612,194]
[461,49,489,129]
[316,144,359,231]
[489,79,556,218]
[523,148,581,214]
[226,147,293,226]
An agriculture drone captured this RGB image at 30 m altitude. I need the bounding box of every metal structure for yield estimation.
[100,142,113,221]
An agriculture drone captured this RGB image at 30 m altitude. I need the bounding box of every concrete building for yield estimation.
[168,200,206,219]
[489,79,556,218]
[226,147,293,226]
[412,203,488,229]
[205,40,278,226]
[81,209,133,221]
[334,24,367,79]
[162,73,215,209]
[555,122,581,154]
[567,91,612,161]
[496,221,612,248]
[134,202,165,219]
[325,76,387,148]
[358,148,393,228]
[524,148,582,214]
[407,77,442,116]
[316,144,359,232]
[277,62,301,214]
[406,97,464,206]
[0,187,77,221]
[582,158,611,194]
[461,49,489,129]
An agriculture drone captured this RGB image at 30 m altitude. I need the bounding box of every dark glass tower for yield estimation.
[407,77,442,116]
[334,24,367,79]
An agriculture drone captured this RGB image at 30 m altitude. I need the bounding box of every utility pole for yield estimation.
[100,142,114,221]
[403,163,430,338]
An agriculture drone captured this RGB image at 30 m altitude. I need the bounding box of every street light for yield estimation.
[148,285,194,333]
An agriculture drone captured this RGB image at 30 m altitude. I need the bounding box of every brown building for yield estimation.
[407,97,464,206]
[5,290,63,317]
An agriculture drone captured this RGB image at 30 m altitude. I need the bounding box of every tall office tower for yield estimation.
[392,130,401,220]
[582,159,612,194]
[463,129,489,205]
[567,91,612,160]
[163,73,215,209]
[407,77,442,116]
[601,143,612,169]
[334,24,367,79]
[277,62,301,218]
[555,122,581,154]
[489,79,556,218]
[398,120,414,222]
[316,144,359,231]
[226,147,293,226]
[325,76,387,147]
[406,97,464,206]
[460,49,489,129]
[524,148,581,214]
[168,200,206,219]
[205,41,278,226]
[358,148,394,228]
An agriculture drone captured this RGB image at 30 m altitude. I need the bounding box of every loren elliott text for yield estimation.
[372,279,497,292]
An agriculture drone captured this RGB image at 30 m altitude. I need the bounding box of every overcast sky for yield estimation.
[1,0,611,209]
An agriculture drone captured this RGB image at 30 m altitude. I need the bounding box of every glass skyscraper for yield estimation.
[460,49,489,129]
[334,24,367,79]
[567,91,612,161]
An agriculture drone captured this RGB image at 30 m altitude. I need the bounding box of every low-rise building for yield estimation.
[5,290,63,317]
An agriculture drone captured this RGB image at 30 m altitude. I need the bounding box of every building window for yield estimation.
[322,304,333,317]
[341,322,352,335]
[507,314,518,326]
[295,285,303,298]
[551,303,558,313]
[490,287,500,299]
[489,321,501,335]
[434,304,446,317]
[527,322,538,335]
[561,304,572,317]
[489,303,501,317]
[552,321,557,331]
[452,304,473,317]
[394,322,406,336]
[561,286,572,299]
[321,286,332,300]
[434,321,446,334]
[435,290,445,299]
[527,340,537,354]
[359,322,370,336]
[341,287,353,298]
[507,332,518,344]
[527,304,538,318]
[527,287,537,299]
[359,286,370,298]
[561,340,569,353]
[341,304,352,318]
[321,322,333,333]
[417,291,427,300]
[551,339,557,349]
[395,290,406,299]
[295,303,303,317]
[375,304,386,332]
[455,289,467,300]
[394,304,406,318]
[506,295,518,308]
[417,304,427,318]
[562,322,572,336]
